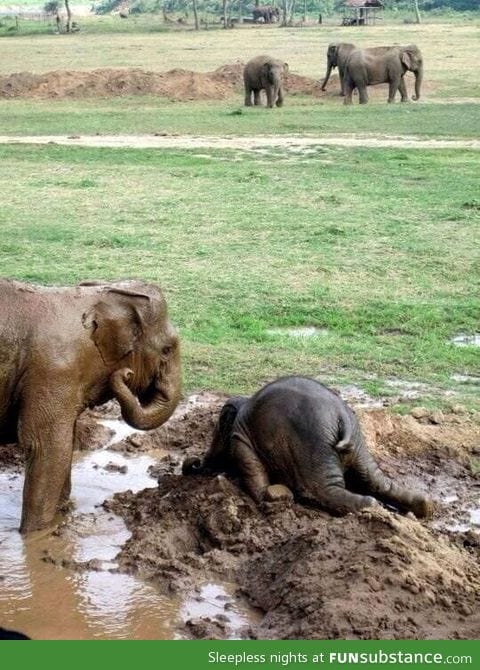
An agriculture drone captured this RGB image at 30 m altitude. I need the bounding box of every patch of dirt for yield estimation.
[0,443,23,472]
[74,410,114,451]
[0,62,325,102]
[107,396,480,639]
[1,135,478,151]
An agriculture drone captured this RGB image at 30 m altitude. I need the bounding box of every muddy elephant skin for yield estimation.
[0,279,181,533]
[183,376,432,518]
[244,55,288,108]
[344,44,423,104]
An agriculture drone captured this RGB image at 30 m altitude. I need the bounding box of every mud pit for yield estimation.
[0,392,479,639]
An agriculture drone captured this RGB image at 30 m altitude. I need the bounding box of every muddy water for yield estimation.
[0,419,254,639]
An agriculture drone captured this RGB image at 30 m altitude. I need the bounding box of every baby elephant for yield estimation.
[244,55,288,108]
[183,376,432,518]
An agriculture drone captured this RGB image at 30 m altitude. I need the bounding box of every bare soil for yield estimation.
[105,395,480,640]
[0,62,326,101]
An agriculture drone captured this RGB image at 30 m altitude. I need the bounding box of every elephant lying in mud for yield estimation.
[244,55,288,108]
[183,376,432,518]
[0,279,181,533]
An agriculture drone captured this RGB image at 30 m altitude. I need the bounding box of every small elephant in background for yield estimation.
[183,376,432,518]
[0,279,181,533]
[244,55,288,108]
[344,44,423,104]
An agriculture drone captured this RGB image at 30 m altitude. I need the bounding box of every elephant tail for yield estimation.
[334,411,354,453]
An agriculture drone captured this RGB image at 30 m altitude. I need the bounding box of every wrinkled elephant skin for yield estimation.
[183,376,432,518]
[0,278,181,533]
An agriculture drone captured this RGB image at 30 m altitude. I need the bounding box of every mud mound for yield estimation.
[0,444,23,472]
[0,63,325,101]
[359,408,480,462]
[108,398,480,639]
[110,472,480,639]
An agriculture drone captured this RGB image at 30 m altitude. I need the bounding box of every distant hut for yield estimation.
[342,0,384,26]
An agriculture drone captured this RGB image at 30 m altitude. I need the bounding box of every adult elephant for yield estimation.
[244,55,288,108]
[320,42,356,96]
[343,44,423,104]
[0,279,181,533]
[253,5,279,23]
[321,44,397,96]
[183,376,432,518]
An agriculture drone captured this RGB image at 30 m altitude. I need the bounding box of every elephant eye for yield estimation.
[162,345,172,356]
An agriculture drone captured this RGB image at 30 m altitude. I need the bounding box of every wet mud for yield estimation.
[0,392,479,639]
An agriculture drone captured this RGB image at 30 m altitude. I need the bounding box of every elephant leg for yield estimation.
[253,89,261,106]
[388,77,401,103]
[265,86,274,109]
[304,454,377,515]
[338,66,345,96]
[398,77,409,102]
[343,78,354,105]
[244,86,253,106]
[59,466,72,507]
[358,85,368,104]
[276,87,284,107]
[350,448,433,518]
[230,436,271,503]
[18,391,76,534]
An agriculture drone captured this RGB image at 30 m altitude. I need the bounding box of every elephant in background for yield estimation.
[344,44,423,104]
[252,5,280,23]
[320,42,356,96]
[0,279,181,533]
[183,376,432,518]
[244,55,288,108]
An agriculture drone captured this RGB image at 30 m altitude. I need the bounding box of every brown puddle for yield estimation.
[0,401,256,640]
[0,393,479,639]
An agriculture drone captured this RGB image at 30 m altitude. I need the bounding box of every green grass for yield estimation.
[1,142,478,406]
[1,97,479,138]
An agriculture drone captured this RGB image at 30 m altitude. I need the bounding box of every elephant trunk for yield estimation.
[111,339,181,431]
[413,64,423,101]
[321,62,333,90]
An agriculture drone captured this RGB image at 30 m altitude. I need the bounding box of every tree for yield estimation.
[413,0,421,22]
[192,0,199,29]
[64,0,72,32]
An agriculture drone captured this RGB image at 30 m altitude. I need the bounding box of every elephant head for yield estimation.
[321,42,356,91]
[82,280,181,431]
[262,59,288,86]
[399,44,423,101]
[182,396,247,475]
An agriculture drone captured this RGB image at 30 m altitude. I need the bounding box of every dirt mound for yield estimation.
[110,471,480,639]
[0,63,324,101]
[108,399,480,639]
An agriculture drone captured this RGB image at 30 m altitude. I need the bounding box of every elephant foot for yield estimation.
[264,484,294,502]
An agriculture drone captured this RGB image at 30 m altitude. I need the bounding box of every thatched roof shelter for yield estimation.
[341,0,384,25]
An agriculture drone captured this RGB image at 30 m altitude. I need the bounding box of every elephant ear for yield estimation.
[401,50,414,70]
[82,288,151,366]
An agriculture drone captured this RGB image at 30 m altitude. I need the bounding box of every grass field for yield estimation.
[1,142,478,407]
[0,19,479,408]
